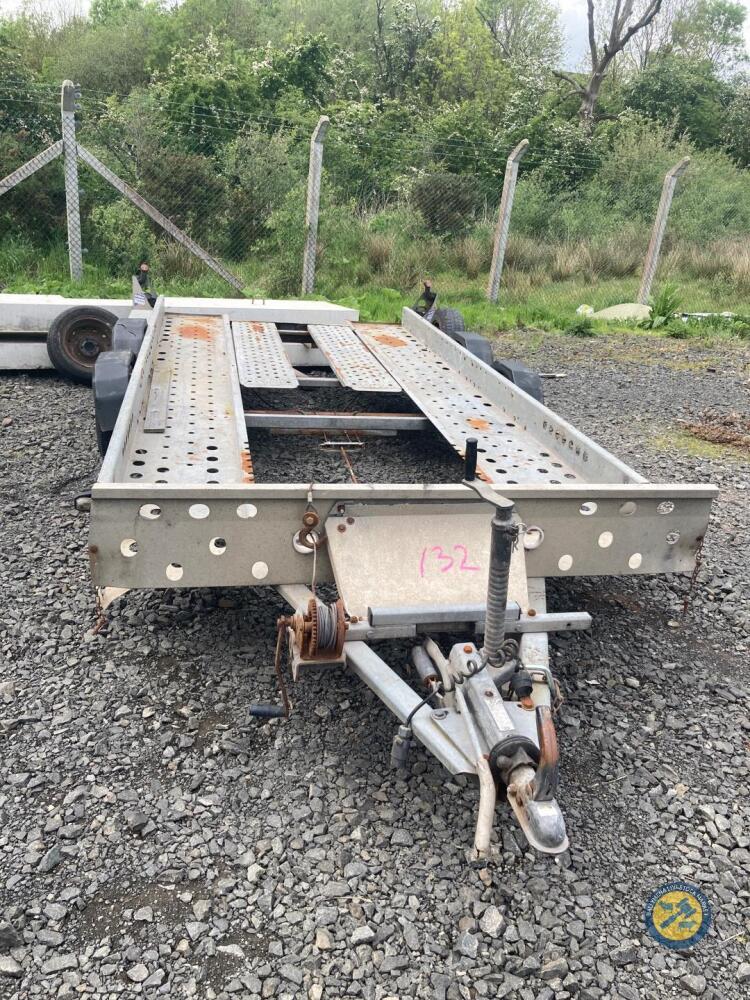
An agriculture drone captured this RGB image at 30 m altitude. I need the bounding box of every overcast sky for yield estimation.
[2,0,750,66]
[558,0,750,67]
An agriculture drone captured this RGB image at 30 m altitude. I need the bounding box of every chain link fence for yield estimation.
[2,82,750,327]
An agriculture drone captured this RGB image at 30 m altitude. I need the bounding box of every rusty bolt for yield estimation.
[337,524,346,533]
[302,511,319,528]
[484,689,494,698]
[346,517,354,525]
[527,608,537,617]
[463,644,473,653]
[520,695,534,710]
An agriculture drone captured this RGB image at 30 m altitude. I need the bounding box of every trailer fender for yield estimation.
[493,359,545,405]
[112,317,148,357]
[93,350,134,456]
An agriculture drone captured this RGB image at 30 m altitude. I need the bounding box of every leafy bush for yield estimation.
[564,317,596,338]
[89,199,157,273]
[411,173,483,235]
[263,184,308,296]
[220,129,301,258]
[645,282,682,328]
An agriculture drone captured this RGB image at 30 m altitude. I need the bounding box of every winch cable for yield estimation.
[314,598,339,652]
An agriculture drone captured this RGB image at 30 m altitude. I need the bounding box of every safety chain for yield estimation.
[681,533,706,617]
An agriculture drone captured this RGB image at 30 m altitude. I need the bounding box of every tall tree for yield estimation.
[476,0,561,71]
[372,0,440,99]
[619,0,689,71]
[554,0,665,127]
[673,0,747,70]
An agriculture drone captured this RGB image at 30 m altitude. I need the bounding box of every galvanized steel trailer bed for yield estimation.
[88,296,716,858]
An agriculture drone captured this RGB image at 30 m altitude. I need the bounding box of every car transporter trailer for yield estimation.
[80,295,716,859]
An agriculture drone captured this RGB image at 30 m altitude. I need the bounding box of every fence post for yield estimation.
[60,80,83,282]
[487,139,529,303]
[638,156,690,305]
[301,116,330,295]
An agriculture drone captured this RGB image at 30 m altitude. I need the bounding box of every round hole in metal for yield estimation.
[657,501,675,515]
[237,504,257,519]
[598,531,614,548]
[524,526,544,551]
[251,560,269,580]
[139,504,161,520]
[120,538,138,558]
[558,554,573,571]
[579,501,597,516]
[666,531,680,545]
[166,563,183,582]
[209,537,227,555]
[628,552,643,569]
[188,503,210,520]
[619,501,637,516]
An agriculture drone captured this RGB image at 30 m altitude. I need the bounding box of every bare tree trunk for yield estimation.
[555,0,664,128]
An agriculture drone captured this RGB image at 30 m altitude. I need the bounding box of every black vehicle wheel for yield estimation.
[47,306,117,384]
[432,308,465,338]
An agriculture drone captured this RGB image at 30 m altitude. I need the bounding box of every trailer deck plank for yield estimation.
[308,324,401,393]
[232,321,299,389]
[356,324,581,485]
[121,313,253,484]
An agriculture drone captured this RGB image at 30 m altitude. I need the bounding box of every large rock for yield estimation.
[591,302,651,321]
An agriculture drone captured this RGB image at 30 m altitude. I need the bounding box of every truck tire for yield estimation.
[432,308,465,338]
[47,306,117,384]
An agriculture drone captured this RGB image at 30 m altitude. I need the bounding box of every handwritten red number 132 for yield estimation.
[419,544,481,578]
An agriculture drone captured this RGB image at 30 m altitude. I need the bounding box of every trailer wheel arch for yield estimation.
[47,306,117,383]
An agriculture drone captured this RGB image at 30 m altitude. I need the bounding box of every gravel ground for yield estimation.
[1,329,749,1000]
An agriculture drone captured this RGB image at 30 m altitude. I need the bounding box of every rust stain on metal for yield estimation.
[468,417,491,430]
[373,332,407,348]
[179,322,214,341]
[240,450,255,483]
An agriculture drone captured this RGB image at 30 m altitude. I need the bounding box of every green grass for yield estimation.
[3,245,750,343]
[652,429,750,462]
[332,272,750,341]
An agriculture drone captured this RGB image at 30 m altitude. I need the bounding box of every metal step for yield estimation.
[232,321,299,389]
[356,324,581,486]
[121,313,253,484]
[309,324,401,393]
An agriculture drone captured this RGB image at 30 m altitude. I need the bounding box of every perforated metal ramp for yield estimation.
[232,321,298,389]
[121,313,254,484]
[356,324,581,486]
[308,324,401,393]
